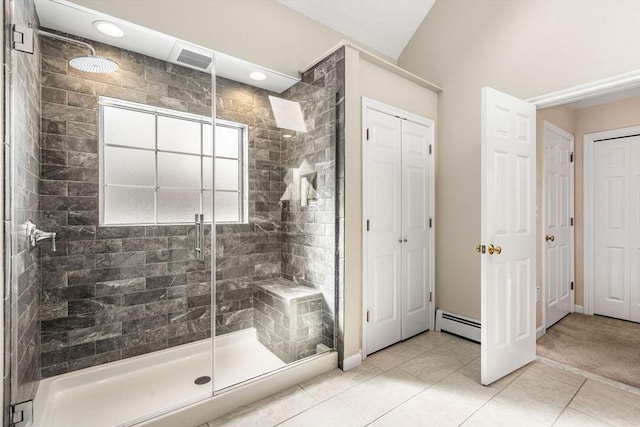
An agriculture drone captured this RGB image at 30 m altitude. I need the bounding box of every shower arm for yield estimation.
[35,29,96,56]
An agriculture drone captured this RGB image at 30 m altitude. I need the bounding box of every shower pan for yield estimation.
[4,0,342,425]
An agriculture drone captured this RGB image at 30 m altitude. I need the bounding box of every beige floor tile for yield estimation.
[338,367,428,422]
[364,340,428,371]
[398,346,474,385]
[527,361,585,388]
[461,398,550,427]
[371,372,499,427]
[406,330,457,350]
[463,367,581,426]
[207,385,316,427]
[298,363,382,402]
[277,397,367,427]
[437,337,481,358]
[553,408,613,427]
[570,379,640,426]
[456,357,528,390]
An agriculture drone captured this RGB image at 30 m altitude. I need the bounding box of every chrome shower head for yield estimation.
[69,55,119,73]
[35,29,119,74]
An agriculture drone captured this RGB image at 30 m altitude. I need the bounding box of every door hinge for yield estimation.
[429,291,433,303]
[366,128,370,140]
[570,281,574,291]
[12,24,34,54]
[12,400,33,427]
[429,144,432,155]
[570,217,574,226]
[429,218,433,228]
[570,152,574,163]
[366,310,370,322]
[366,219,370,231]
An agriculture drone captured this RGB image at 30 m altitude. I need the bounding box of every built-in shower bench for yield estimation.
[253,278,324,363]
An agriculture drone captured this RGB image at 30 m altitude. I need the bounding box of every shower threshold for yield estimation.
[34,328,285,427]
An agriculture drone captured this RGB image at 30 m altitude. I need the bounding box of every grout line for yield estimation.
[550,378,587,426]
[456,361,533,426]
[536,356,640,395]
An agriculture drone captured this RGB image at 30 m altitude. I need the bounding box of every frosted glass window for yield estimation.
[203,157,213,190]
[215,192,239,222]
[158,153,200,188]
[203,124,213,156]
[103,107,155,149]
[158,116,201,154]
[216,126,240,158]
[203,191,213,222]
[157,189,200,223]
[100,98,247,225]
[104,147,155,186]
[104,187,155,224]
[216,158,239,191]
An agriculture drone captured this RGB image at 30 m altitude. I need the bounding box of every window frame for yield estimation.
[98,96,248,226]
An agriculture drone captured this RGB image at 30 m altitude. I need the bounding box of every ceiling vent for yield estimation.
[168,41,213,72]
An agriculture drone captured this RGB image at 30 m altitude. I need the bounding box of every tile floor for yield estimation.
[201,331,640,427]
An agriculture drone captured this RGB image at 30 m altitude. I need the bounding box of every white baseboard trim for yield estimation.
[342,351,362,371]
[574,305,584,314]
[536,325,546,339]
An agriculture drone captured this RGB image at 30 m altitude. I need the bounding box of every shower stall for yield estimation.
[3,0,345,425]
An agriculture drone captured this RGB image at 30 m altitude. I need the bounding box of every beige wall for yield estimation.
[535,106,574,328]
[71,0,395,76]
[343,46,438,359]
[398,0,640,320]
[573,96,640,309]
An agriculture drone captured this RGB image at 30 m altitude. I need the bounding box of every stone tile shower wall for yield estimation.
[278,80,338,353]
[301,48,346,365]
[38,33,216,377]
[37,32,339,377]
[7,0,42,405]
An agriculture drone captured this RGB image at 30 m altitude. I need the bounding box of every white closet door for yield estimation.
[543,122,574,328]
[401,120,431,339]
[594,135,640,322]
[594,138,631,320]
[365,108,403,354]
[630,137,640,322]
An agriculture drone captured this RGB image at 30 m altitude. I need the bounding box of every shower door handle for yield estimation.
[194,214,204,260]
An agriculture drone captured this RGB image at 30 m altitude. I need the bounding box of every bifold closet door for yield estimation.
[594,135,640,322]
[401,120,431,339]
[365,109,403,354]
[365,108,431,355]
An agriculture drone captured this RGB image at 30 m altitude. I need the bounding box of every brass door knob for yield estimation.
[487,244,502,255]
[545,235,555,242]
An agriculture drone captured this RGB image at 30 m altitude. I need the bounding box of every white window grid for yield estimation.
[98,96,248,225]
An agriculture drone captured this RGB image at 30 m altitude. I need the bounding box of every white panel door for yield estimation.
[481,87,536,386]
[365,108,403,354]
[543,122,574,328]
[630,137,640,322]
[594,135,640,321]
[401,120,432,339]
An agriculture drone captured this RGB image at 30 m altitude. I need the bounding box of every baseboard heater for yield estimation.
[435,309,481,343]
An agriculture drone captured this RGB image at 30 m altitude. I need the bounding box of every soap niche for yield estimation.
[280,159,318,210]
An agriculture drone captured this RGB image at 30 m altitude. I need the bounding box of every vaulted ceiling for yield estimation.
[276,0,437,60]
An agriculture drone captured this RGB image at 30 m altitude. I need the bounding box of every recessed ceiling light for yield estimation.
[283,134,293,139]
[93,20,124,38]
[249,71,267,81]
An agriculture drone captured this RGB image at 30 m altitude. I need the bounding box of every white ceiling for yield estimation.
[34,0,300,93]
[277,0,436,59]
